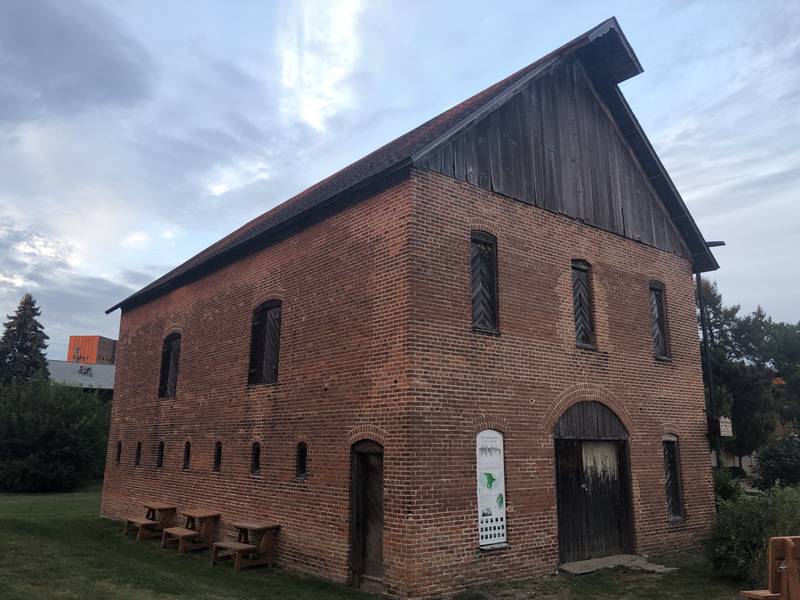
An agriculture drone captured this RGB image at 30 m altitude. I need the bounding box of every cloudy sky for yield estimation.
[0,0,797,359]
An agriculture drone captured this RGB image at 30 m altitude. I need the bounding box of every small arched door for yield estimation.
[350,440,384,587]
[554,401,633,563]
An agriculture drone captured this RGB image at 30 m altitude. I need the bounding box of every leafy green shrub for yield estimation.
[0,375,109,492]
[755,436,800,489]
[713,468,742,502]
[705,486,800,583]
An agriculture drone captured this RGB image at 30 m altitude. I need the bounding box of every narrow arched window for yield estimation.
[649,281,669,358]
[251,442,261,474]
[158,332,181,398]
[663,435,684,518]
[296,442,308,478]
[470,231,499,332]
[183,441,191,469]
[115,441,122,465]
[248,301,282,384]
[213,441,222,472]
[156,441,165,469]
[134,441,142,466]
[572,260,595,348]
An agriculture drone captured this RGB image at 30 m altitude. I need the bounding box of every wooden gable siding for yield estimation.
[418,58,690,260]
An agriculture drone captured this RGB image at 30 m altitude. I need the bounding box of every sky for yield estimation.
[0,0,797,359]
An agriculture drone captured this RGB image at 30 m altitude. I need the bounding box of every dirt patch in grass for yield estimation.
[455,552,742,600]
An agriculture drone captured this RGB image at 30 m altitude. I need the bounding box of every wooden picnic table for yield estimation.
[161,508,221,555]
[211,521,281,573]
[122,502,176,541]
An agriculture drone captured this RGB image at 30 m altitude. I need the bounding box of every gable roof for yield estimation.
[107,17,717,314]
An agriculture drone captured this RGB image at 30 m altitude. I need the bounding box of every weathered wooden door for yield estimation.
[554,402,633,563]
[350,441,384,585]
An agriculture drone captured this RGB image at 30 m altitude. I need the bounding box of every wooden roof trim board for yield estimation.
[107,17,716,314]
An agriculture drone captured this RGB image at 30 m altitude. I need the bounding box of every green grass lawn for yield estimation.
[0,485,743,599]
[0,484,370,600]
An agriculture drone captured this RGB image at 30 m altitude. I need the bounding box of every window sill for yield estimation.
[667,515,687,525]
[479,542,510,552]
[472,327,500,337]
[654,354,672,363]
[576,342,597,351]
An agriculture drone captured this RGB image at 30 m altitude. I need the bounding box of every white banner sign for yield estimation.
[476,429,506,546]
[719,416,733,437]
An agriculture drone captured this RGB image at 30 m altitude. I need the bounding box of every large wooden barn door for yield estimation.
[554,402,633,563]
[350,441,384,587]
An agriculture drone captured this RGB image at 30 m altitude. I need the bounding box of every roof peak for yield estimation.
[108,17,714,314]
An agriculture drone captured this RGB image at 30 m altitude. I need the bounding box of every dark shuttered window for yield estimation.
[156,441,165,469]
[572,260,595,347]
[470,231,499,332]
[296,442,308,478]
[251,442,261,474]
[158,332,181,398]
[182,441,191,470]
[663,437,684,518]
[115,441,122,465]
[213,441,222,472]
[649,281,669,358]
[134,441,142,466]
[248,301,282,385]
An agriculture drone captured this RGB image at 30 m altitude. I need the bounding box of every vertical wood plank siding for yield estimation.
[419,58,689,260]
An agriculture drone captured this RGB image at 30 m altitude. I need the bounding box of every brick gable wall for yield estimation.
[396,168,713,597]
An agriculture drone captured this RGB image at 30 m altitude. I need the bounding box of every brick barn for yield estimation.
[102,18,719,599]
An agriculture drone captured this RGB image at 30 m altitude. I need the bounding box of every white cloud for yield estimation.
[278,0,364,131]
[120,230,150,248]
[205,157,272,196]
[0,273,37,289]
[160,226,182,240]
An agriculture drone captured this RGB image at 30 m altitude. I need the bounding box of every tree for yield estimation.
[0,375,109,492]
[0,294,49,381]
[698,281,776,465]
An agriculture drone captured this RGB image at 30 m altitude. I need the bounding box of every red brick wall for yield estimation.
[101,165,714,599]
[398,168,714,597]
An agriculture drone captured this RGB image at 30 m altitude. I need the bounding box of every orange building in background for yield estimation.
[67,335,117,364]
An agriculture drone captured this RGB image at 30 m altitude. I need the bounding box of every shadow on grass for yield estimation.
[0,486,373,600]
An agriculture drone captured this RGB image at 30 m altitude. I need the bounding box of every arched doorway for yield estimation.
[350,440,384,588]
[554,401,633,563]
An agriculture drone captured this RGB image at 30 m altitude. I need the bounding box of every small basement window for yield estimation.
[213,441,222,472]
[183,441,191,470]
[296,442,308,478]
[251,442,261,474]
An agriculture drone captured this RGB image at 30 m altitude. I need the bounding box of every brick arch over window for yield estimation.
[471,417,509,437]
[345,425,389,449]
[468,220,500,238]
[542,383,635,438]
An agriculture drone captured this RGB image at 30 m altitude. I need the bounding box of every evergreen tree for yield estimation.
[0,294,49,381]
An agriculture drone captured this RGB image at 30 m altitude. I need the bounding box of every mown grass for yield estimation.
[0,484,369,600]
[0,486,743,599]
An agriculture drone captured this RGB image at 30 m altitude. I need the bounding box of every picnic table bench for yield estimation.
[161,508,220,555]
[122,502,176,541]
[211,521,281,573]
[741,536,800,600]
